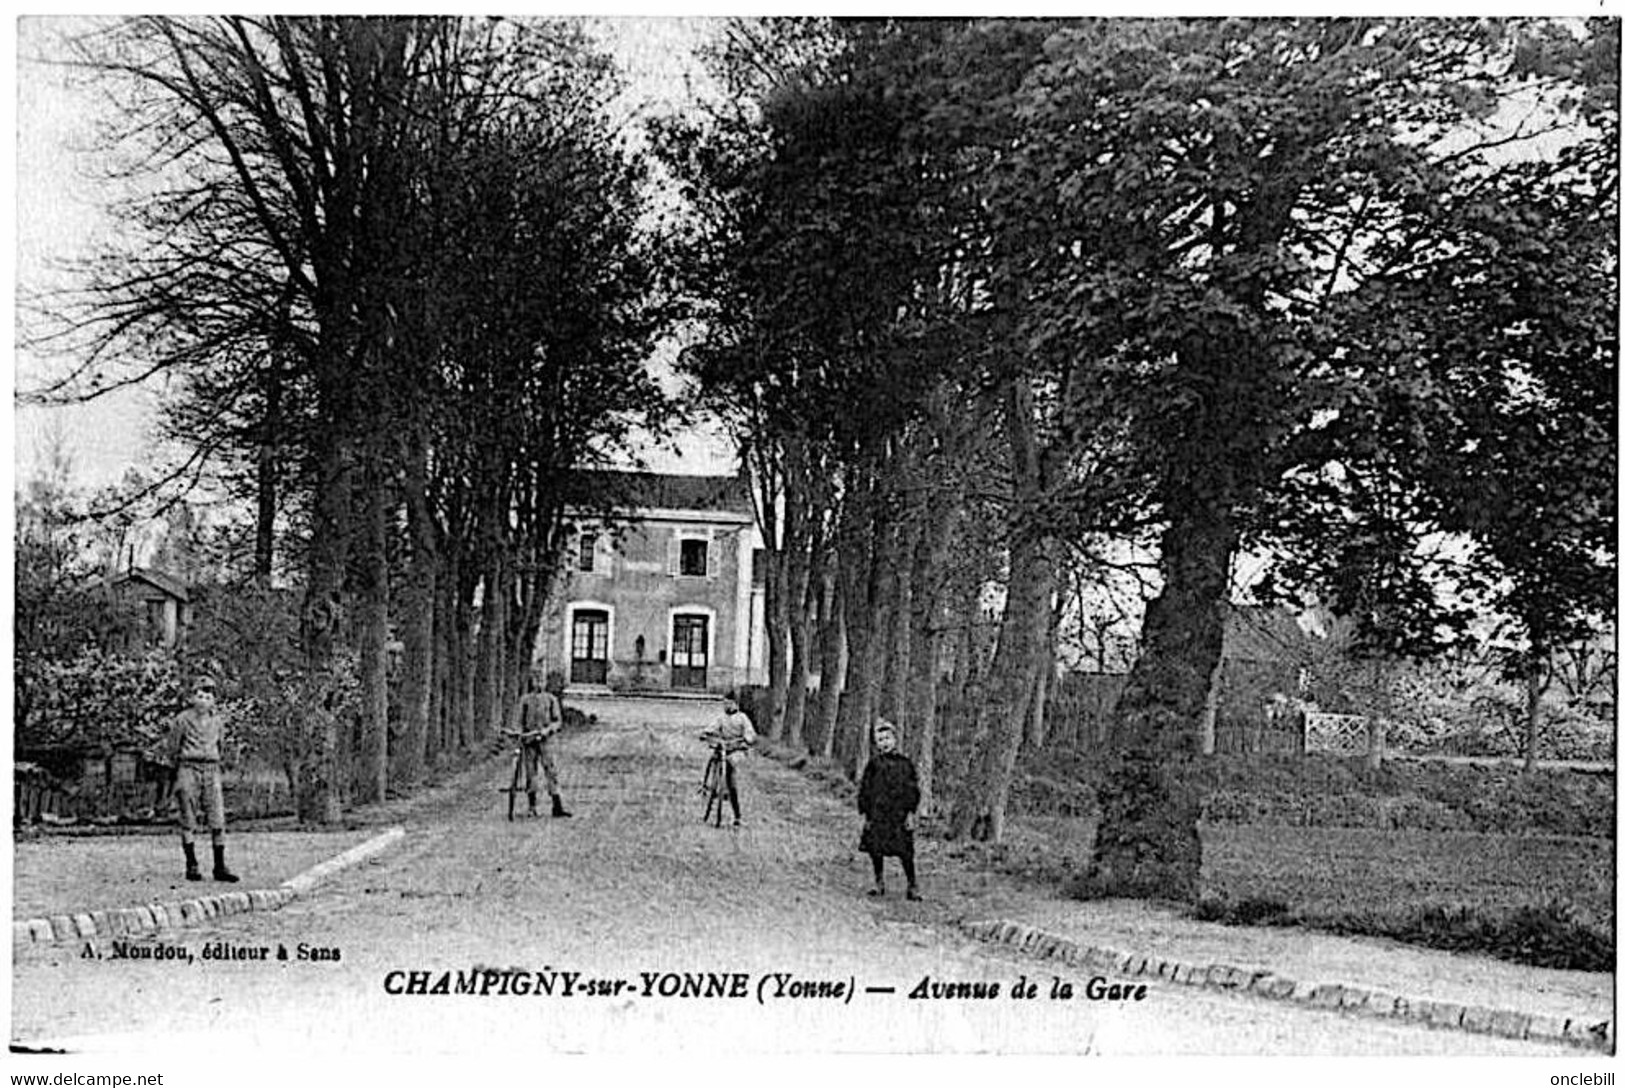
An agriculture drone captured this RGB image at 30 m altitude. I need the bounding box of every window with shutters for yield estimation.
[578,532,597,572]
[679,538,708,577]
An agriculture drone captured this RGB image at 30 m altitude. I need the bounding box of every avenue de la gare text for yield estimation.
[379,968,1150,1003]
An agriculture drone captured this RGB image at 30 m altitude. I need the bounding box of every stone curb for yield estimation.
[957,917,1614,1053]
[13,827,407,947]
[281,826,406,896]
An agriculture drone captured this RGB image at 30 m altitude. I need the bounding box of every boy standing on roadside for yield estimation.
[164,676,239,883]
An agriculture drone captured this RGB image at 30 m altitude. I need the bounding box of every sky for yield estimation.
[14,18,156,490]
[10,16,738,495]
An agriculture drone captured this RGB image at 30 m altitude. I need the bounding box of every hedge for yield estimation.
[1009,750,1613,838]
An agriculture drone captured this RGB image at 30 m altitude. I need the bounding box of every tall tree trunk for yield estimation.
[254,348,283,587]
[948,377,1057,842]
[908,502,955,819]
[948,534,1055,842]
[427,575,450,768]
[394,437,436,790]
[933,563,980,803]
[1365,656,1388,771]
[1199,655,1223,756]
[833,481,885,778]
[763,551,790,735]
[751,441,789,735]
[502,562,535,714]
[431,564,461,760]
[1026,656,1051,750]
[780,445,818,746]
[355,458,391,804]
[783,531,815,749]
[1523,649,1549,773]
[1025,598,1060,749]
[450,575,476,752]
[1084,312,1277,900]
[809,556,846,759]
[884,515,919,734]
[297,424,351,824]
[473,551,507,744]
[510,564,549,697]
[1085,499,1233,900]
[833,578,873,777]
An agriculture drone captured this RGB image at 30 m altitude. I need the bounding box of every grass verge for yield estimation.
[757,740,1616,973]
[1193,894,1613,972]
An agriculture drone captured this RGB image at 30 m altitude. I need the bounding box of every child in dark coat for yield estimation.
[858,719,921,900]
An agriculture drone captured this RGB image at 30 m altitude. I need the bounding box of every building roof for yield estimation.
[1223,605,1318,664]
[578,470,753,516]
[112,567,191,602]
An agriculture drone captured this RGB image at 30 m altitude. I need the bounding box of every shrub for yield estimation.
[1011,774,1098,819]
[1185,753,1611,837]
[1194,894,1294,926]
[1496,899,1614,971]
[1457,770,1614,838]
[1194,895,1613,972]
[1539,706,1615,762]
[18,648,185,752]
[1416,694,1614,763]
[1201,788,1267,824]
[1381,794,1472,832]
[183,585,364,794]
[1322,898,1613,973]
[1302,791,1378,828]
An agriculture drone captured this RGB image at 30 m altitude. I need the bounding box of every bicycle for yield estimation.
[699,744,728,828]
[501,728,549,821]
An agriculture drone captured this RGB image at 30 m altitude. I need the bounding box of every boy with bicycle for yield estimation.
[513,672,572,819]
[699,691,756,829]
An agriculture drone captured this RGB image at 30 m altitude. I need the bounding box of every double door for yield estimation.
[670,614,709,690]
[569,610,609,685]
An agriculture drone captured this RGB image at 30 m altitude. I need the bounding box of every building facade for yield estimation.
[537,473,767,695]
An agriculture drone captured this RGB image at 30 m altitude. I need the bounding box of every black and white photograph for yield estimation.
[9,12,1618,1078]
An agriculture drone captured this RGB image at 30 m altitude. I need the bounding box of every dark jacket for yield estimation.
[858,751,920,857]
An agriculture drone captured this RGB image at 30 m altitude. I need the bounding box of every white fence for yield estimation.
[1304,712,1374,756]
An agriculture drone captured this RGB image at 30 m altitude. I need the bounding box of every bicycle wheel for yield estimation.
[508,748,524,821]
[700,753,716,823]
[702,751,723,826]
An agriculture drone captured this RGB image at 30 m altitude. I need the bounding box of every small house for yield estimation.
[536,472,768,695]
[110,567,192,650]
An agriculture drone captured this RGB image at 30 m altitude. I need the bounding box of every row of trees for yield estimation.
[662,19,1616,898]
[22,17,1614,902]
[25,17,674,817]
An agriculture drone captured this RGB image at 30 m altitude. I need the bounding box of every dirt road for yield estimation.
[11,696,1579,1057]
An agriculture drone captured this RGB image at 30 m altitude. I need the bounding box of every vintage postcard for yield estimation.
[10,13,1616,1083]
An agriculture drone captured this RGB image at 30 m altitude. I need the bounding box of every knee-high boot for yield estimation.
[211,843,239,883]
